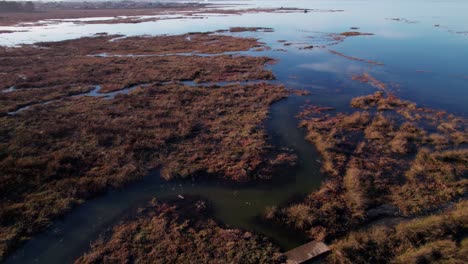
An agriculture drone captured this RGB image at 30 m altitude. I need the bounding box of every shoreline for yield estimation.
[0,5,208,27]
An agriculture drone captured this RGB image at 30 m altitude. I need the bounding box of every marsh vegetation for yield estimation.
[75,197,285,264]
[268,87,467,263]
[1,1,467,263]
[0,33,295,261]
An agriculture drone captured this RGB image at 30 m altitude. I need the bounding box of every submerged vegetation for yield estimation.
[268,87,467,262]
[329,51,384,66]
[0,33,295,261]
[75,197,285,264]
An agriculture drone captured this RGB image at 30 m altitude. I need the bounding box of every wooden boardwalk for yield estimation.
[284,241,330,264]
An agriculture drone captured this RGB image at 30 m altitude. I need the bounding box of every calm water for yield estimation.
[3,0,468,263]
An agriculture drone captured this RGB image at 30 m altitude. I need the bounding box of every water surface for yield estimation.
[3,0,468,263]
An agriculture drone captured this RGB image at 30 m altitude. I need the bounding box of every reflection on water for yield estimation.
[3,0,468,263]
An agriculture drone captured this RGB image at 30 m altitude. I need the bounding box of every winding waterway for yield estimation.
[6,92,327,264]
[3,0,468,263]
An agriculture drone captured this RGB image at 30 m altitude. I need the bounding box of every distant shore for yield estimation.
[0,1,208,26]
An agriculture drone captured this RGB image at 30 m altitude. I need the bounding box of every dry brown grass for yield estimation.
[0,33,293,261]
[351,73,388,91]
[392,148,468,215]
[0,7,200,26]
[327,200,468,264]
[0,33,273,114]
[328,50,384,66]
[0,81,292,261]
[75,198,285,264]
[271,91,467,255]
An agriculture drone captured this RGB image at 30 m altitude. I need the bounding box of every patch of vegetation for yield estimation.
[35,32,264,55]
[351,73,387,90]
[0,82,293,261]
[0,33,294,261]
[339,32,374,37]
[328,50,384,66]
[227,27,274,33]
[0,33,273,114]
[75,197,285,264]
[328,200,468,264]
[268,90,467,256]
[310,31,375,48]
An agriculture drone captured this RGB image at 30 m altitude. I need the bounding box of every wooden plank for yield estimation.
[284,241,330,264]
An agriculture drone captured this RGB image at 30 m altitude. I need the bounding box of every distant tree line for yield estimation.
[0,1,35,12]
